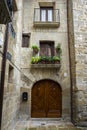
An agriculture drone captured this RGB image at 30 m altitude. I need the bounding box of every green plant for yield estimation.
[32,45,39,50]
[53,56,61,61]
[31,57,41,64]
[56,43,61,49]
[52,56,61,64]
[40,56,51,63]
[32,45,40,54]
[31,56,61,64]
[55,43,62,54]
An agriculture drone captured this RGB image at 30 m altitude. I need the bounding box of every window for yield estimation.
[8,65,14,83]
[40,7,53,22]
[40,41,54,56]
[22,34,30,47]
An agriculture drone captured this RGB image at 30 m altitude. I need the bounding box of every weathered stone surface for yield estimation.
[72,0,87,126]
[47,125,57,130]
[28,128,37,130]
[58,128,68,130]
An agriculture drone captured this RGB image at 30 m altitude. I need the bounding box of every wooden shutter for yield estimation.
[22,34,29,47]
[40,43,46,56]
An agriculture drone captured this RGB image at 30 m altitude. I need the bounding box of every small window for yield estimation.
[8,65,14,83]
[22,34,30,47]
[40,7,53,22]
[40,41,54,56]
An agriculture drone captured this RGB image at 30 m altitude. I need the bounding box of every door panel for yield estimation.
[47,81,62,117]
[31,80,62,118]
[31,82,46,117]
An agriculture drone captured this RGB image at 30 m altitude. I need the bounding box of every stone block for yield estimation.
[58,128,68,130]
[47,125,57,130]
[68,128,78,130]
[38,126,46,130]
[27,127,37,130]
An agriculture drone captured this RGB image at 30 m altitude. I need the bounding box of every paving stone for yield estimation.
[47,125,57,130]
[38,126,46,130]
[58,128,68,130]
[80,128,87,130]
[68,128,78,130]
[28,127,37,130]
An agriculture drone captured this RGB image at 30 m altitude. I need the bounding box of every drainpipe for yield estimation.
[67,0,75,124]
[0,24,9,130]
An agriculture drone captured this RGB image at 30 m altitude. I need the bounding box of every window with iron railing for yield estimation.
[34,8,60,23]
[34,8,60,27]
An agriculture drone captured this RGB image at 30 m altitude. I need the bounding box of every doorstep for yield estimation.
[13,120,83,130]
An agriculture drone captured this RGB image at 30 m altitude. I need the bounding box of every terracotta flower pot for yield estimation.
[33,48,39,54]
[55,60,60,64]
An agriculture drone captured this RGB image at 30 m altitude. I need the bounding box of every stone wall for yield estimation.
[1,0,23,130]
[72,0,87,126]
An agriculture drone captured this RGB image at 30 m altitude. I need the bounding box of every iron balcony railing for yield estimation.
[34,8,60,23]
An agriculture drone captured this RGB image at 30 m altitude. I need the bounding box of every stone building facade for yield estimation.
[70,0,87,126]
[0,0,87,130]
[0,0,23,130]
[21,0,87,127]
[21,0,71,120]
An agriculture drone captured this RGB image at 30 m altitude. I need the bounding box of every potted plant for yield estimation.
[55,43,62,55]
[32,45,40,54]
[31,57,41,64]
[40,56,46,64]
[45,56,50,64]
[47,57,53,64]
[40,56,52,64]
[53,56,61,64]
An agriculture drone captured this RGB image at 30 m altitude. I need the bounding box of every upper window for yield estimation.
[8,65,14,83]
[40,41,54,57]
[40,7,53,22]
[22,34,30,47]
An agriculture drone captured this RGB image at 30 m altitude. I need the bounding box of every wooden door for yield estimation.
[31,80,62,118]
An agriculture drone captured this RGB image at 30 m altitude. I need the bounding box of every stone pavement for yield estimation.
[13,120,87,130]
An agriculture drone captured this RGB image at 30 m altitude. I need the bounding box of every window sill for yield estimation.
[34,21,60,28]
[31,64,61,68]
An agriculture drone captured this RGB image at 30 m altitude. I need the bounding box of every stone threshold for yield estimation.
[13,119,87,130]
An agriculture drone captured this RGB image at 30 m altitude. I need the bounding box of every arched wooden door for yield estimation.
[31,80,62,118]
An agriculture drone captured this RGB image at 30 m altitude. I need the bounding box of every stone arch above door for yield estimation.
[31,79,62,118]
